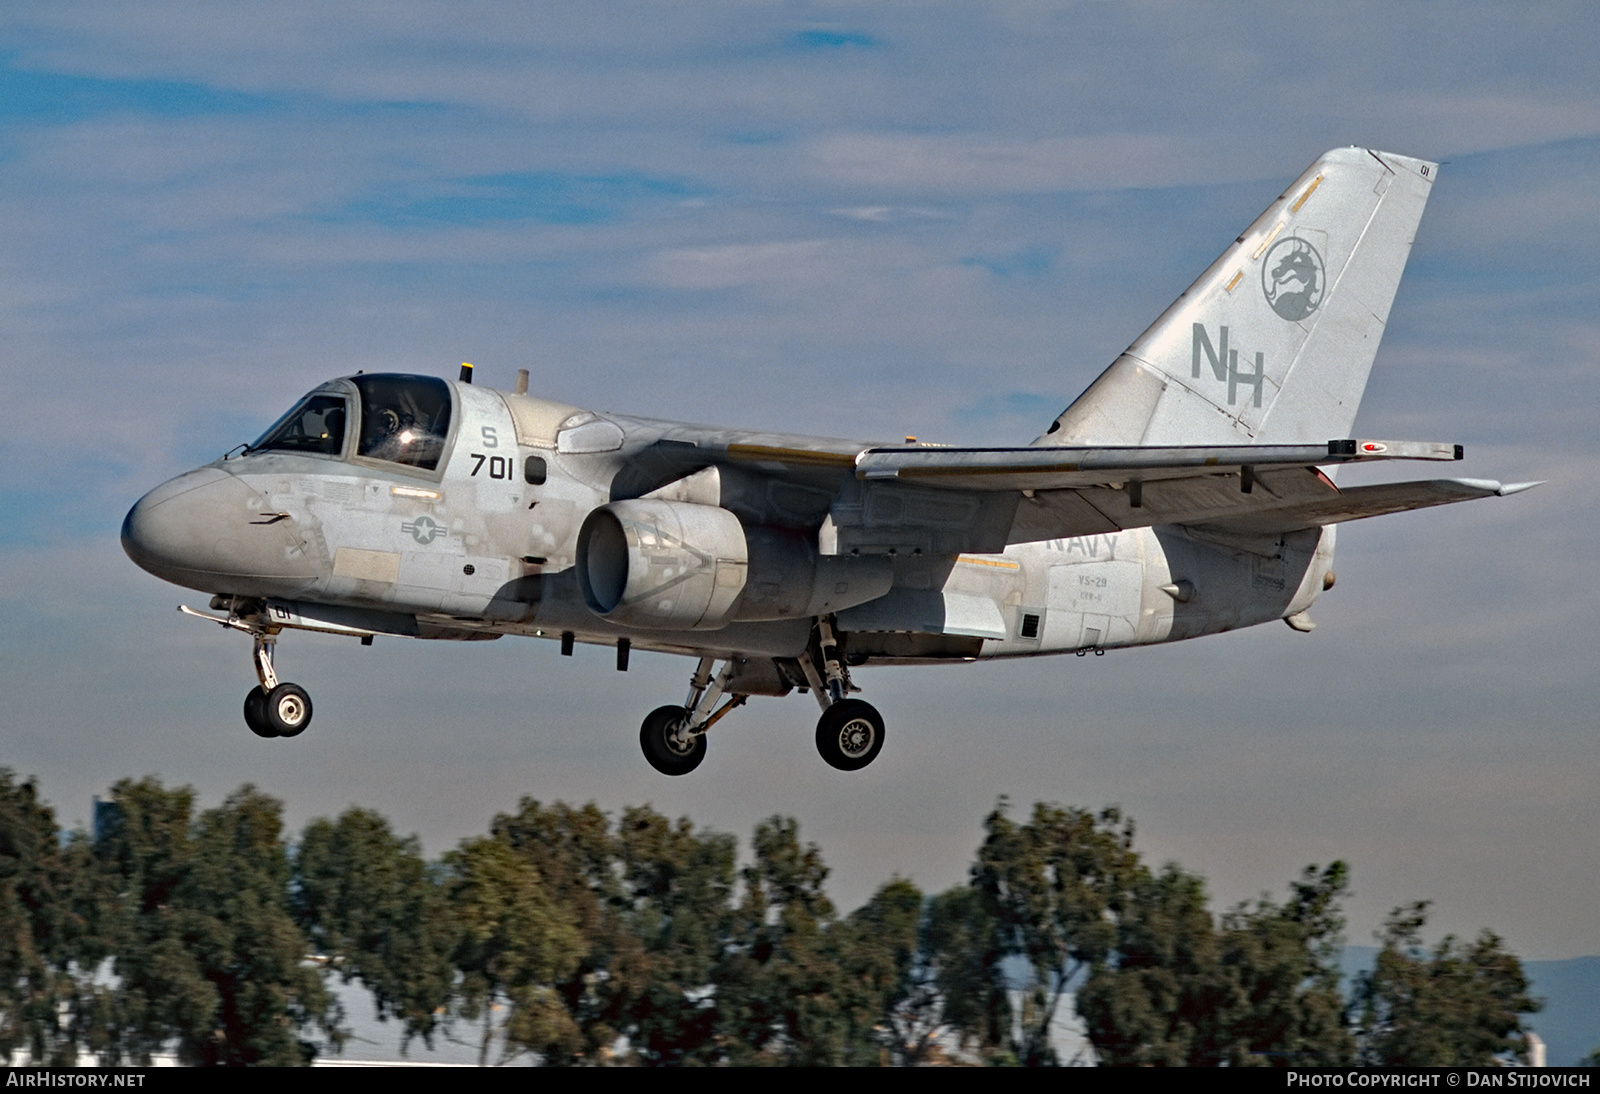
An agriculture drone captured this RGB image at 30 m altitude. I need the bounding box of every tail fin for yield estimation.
[1038,148,1436,447]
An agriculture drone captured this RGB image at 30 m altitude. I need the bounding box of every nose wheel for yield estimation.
[244,683,313,738]
[241,631,314,739]
[177,603,318,741]
[244,687,272,737]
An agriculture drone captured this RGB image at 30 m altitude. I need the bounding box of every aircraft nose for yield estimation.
[122,468,319,594]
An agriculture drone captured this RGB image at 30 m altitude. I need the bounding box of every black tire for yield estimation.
[815,699,885,771]
[244,686,277,738]
[639,705,705,776]
[263,683,313,738]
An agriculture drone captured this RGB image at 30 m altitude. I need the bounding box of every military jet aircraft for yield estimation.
[122,147,1533,775]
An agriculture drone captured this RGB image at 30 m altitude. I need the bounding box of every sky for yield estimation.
[1,3,1598,964]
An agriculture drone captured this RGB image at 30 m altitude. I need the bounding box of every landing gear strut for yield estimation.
[637,656,746,776]
[242,632,313,739]
[800,617,886,772]
[179,603,314,740]
[633,618,889,775]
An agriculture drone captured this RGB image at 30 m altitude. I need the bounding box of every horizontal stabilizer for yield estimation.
[1002,472,1530,545]
[1185,478,1540,536]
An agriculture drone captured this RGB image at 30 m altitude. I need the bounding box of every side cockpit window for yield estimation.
[352,374,452,471]
[252,394,349,457]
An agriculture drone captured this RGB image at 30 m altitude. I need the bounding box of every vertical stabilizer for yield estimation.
[1038,148,1436,447]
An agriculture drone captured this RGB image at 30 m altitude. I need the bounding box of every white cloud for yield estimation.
[642,238,829,290]
[806,131,1228,193]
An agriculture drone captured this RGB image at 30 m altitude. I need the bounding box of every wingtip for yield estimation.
[1497,481,1544,496]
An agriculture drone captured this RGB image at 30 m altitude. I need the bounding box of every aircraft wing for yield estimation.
[853,438,1460,489]
[842,439,1527,546]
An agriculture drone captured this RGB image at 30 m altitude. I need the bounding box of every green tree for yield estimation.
[911,884,1005,1064]
[488,799,628,1063]
[0,771,99,1065]
[464,799,741,1065]
[294,808,454,1050]
[612,804,738,1065]
[1208,862,1354,1066]
[831,877,923,1065]
[1076,863,1221,1066]
[1078,859,1356,1067]
[718,816,845,1065]
[95,780,338,1065]
[973,801,1143,1064]
[91,778,203,1063]
[1355,902,1541,1066]
[443,832,585,1065]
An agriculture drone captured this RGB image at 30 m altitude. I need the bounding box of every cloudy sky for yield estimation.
[2,3,1597,961]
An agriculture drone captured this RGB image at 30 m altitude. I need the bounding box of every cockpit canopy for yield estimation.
[250,374,453,471]
[251,393,348,457]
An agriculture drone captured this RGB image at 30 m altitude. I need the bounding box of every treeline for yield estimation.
[0,771,1538,1066]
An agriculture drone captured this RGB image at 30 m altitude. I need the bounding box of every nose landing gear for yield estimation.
[179,603,314,740]
[240,633,314,739]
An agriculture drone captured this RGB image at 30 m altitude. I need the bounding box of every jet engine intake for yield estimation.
[578,499,749,629]
[577,500,897,630]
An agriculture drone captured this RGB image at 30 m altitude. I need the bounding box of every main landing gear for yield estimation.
[813,699,884,772]
[798,616,884,772]
[636,618,886,776]
[178,603,314,740]
[639,656,748,775]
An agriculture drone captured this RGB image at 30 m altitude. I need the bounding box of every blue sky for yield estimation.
[2,2,1598,967]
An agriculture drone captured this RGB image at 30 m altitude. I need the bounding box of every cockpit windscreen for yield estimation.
[251,394,349,457]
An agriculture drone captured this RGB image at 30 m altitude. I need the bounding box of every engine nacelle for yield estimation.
[577,499,896,630]
[578,499,749,629]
